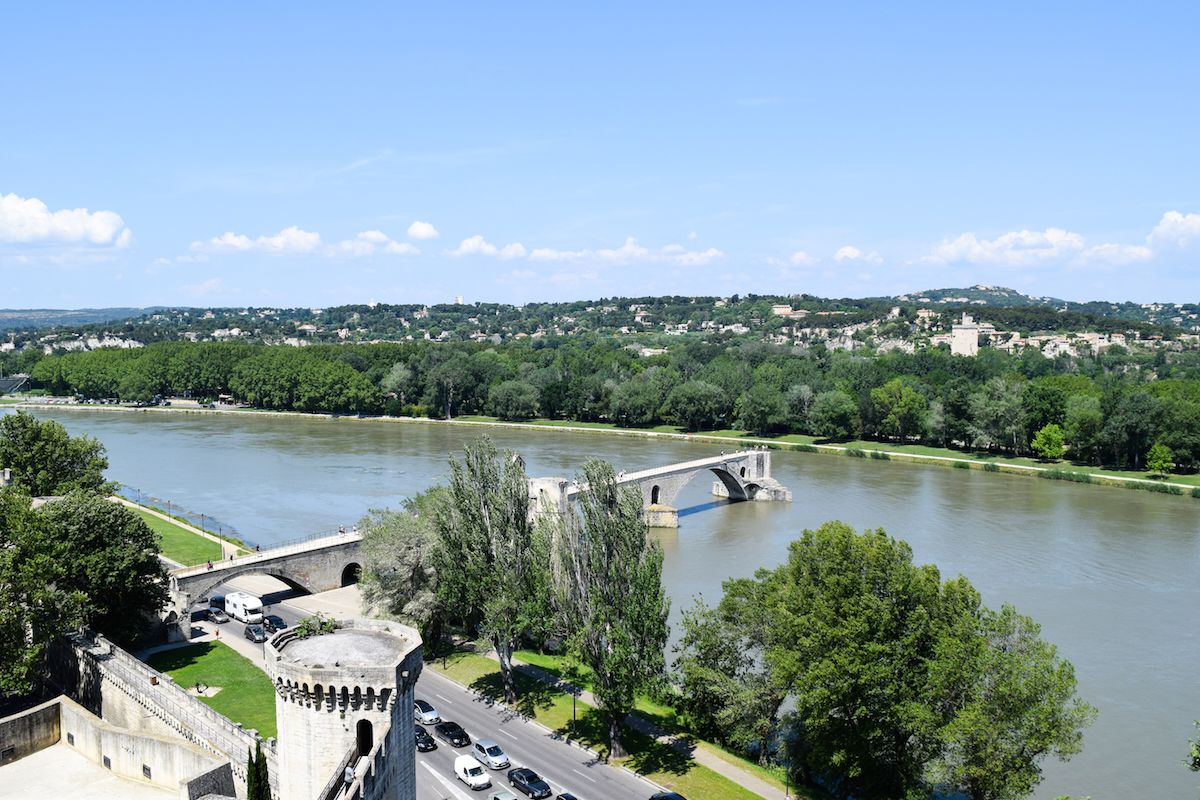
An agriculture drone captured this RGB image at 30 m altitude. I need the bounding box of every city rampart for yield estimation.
[46,631,273,798]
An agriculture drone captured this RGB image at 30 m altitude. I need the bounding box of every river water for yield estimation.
[10,407,1200,799]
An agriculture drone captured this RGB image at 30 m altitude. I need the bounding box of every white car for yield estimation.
[455,755,492,790]
[473,738,510,769]
[488,792,518,800]
[414,698,440,725]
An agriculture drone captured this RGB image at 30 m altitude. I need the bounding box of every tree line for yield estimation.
[361,435,1095,800]
[23,335,1200,472]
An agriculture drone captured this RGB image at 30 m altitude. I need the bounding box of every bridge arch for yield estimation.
[650,485,661,504]
[709,466,754,502]
[341,562,362,587]
[182,568,315,606]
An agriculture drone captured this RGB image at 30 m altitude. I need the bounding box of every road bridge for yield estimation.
[529,448,791,527]
[163,531,363,641]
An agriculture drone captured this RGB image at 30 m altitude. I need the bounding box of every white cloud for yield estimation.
[183,277,224,296]
[191,226,418,259]
[451,235,527,259]
[789,250,814,265]
[0,192,132,247]
[407,220,439,240]
[529,236,723,266]
[1079,242,1153,265]
[835,245,882,264]
[1148,210,1200,249]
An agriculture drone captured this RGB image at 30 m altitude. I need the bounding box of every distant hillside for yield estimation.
[0,307,167,332]
[890,285,1199,329]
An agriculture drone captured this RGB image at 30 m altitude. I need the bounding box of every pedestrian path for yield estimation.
[484,651,787,800]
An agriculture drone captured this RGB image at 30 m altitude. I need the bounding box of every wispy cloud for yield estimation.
[189,226,418,259]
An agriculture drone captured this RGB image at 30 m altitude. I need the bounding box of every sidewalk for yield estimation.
[486,651,786,800]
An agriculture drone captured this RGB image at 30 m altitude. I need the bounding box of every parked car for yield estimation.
[263,614,288,633]
[414,725,436,752]
[490,792,519,800]
[508,767,552,799]
[555,795,579,800]
[473,738,510,769]
[455,755,491,790]
[205,607,229,624]
[243,624,267,643]
[414,698,441,725]
[649,793,687,800]
[435,721,471,747]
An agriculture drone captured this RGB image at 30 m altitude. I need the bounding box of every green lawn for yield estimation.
[432,650,812,800]
[135,508,223,565]
[147,641,277,738]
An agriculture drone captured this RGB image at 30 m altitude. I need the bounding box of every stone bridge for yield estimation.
[529,448,791,527]
[164,531,363,641]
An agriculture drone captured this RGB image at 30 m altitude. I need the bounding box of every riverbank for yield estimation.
[112,496,249,565]
[14,399,1200,500]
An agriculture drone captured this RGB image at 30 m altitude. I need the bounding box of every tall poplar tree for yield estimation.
[557,460,670,759]
[434,436,544,703]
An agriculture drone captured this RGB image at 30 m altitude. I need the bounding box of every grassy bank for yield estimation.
[147,641,277,738]
[133,508,223,565]
[432,650,807,800]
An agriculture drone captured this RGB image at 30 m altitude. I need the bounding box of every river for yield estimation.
[9,407,1200,799]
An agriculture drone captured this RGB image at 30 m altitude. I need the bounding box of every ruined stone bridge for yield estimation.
[164,530,363,641]
[529,448,791,527]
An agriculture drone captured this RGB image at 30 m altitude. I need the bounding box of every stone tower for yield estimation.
[265,618,422,800]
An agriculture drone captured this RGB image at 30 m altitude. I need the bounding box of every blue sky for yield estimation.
[2,3,1198,308]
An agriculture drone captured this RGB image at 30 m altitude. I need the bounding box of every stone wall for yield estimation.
[46,632,276,799]
[0,698,60,764]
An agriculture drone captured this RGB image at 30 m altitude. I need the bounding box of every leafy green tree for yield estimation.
[380,362,415,405]
[734,383,788,434]
[0,411,109,496]
[359,490,444,651]
[38,492,169,645]
[1063,395,1104,464]
[556,460,669,760]
[424,352,471,418]
[1031,423,1067,461]
[488,380,541,420]
[1099,391,1162,469]
[969,377,1026,452]
[246,748,259,800]
[785,383,815,429]
[662,380,728,431]
[434,437,546,702]
[118,363,157,403]
[1023,382,1068,439]
[1146,442,1173,476]
[808,389,859,439]
[0,489,86,693]
[930,604,1097,800]
[869,377,929,440]
[607,378,662,427]
[1188,721,1200,773]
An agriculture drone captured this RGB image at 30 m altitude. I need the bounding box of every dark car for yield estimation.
[414,725,437,752]
[508,767,552,799]
[244,624,267,643]
[435,721,471,747]
[205,607,229,624]
[650,793,687,800]
[556,795,580,800]
[263,614,288,633]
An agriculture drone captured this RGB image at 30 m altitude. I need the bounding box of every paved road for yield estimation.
[194,581,664,800]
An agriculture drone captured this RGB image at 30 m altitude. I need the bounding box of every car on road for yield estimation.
[205,607,229,623]
[649,793,687,800]
[414,725,436,752]
[414,698,441,725]
[473,738,510,769]
[435,720,471,747]
[489,792,518,800]
[263,614,288,633]
[555,795,579,800]
[455,755,491,790]
[243,624,268,643]
[508,767,552,799]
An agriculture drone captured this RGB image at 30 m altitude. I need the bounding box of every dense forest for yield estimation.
[17,336,1200,473]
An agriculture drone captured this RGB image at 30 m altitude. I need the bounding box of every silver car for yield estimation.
[413,698,440,725]
[473,738,510,769]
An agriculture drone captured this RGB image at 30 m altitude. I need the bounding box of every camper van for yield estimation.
[224,591,264,624]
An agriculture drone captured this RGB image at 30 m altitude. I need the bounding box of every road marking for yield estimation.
[572,768,598,783]
[420,760,474,800]
[498,728,519,740]
[434,692,454,705]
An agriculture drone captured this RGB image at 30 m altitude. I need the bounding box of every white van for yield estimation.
[224,591,264,624]
[454,755,491,790]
